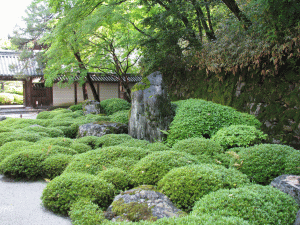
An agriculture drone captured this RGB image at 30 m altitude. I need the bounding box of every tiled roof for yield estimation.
[0,50,43,77]
[55,73,142,83]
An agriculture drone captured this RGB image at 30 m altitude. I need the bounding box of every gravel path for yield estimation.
[0,176,72,225]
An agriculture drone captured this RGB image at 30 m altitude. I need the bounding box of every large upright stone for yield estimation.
[129,71,174,142]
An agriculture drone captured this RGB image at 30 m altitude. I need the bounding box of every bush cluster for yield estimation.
[42,154,73,179]
[131,151,198,185]
[211,125,267,149]
[41,172,115,215]
[166,99,261,146]
[96,134,133,148]
[157,164,249,211]
[109,110,130,124]
[100,98,131,115]
[192,184,298,225]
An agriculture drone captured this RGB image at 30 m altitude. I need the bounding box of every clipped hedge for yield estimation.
[95,134,133,148]
[0,150,47,179]
[100,98,131,115]
[64,146,150,175]
[74,136,101,149]
[69,198,105,225]
[154,215,250,225]
[211,125,267,149]
[158,164,249,211]
[36,137,73,148]
[233,144,295,184]
[166,99,261,146]
[192,184,298,225]
[21,126,64,138]
[42,154,73,179]
[146,142,171,152]
[69,103,83,112]
[70,142,92,154]
[97,167,133,191]
[0,131,45,147]
[131,151,198,185]
[109,110,130,124]
[117,139,150,149]
[41,172,115,215]
[172,137,224,159]
[284,150,300,175]
[0,141,33,162]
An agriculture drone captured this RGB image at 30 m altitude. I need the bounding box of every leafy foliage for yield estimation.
[192,184,298,225]
[100,98,131,116]
[158,164,249,211]
[211,125,267,149]
[42,154,73,179]
[109,110,130,124]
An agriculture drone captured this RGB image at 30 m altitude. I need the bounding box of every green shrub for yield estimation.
[69,198,105,225]
[42,145,78,156]
[117,139,150,149]
[154,215,250,225]
[36,108,71,120]
[97,167,133,191]
[64,146,150,175]
[0,127,14,133]
[131,151,198,185]
[70,142,92,154]
[21,126,64,138]
[233,144,295,184]
[158,164,249,211]
[36,137,73,148]
[284,150,300,175]
[0,131,44,147]
[146,142,170,152]
[166,99,261,146]
[192,184,298,225]
[69,103,83,112]
[109,157,139,171]
[0,141,34,162]
[211,125,267,149]
[12,94,23,104]
[55,125,78,138]
[41,172,115,215]
[213,150,241,168]
[74,136,100,149]
[95,134,133,148]
[42,154,73,179]
[0,150,47,179]
[85,114,111,122]
[109,110,130,124]
[172,138,224,158]
[36,111,53,119]
[100,98,131,115]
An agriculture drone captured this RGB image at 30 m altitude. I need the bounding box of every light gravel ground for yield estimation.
[2,113,38,119]
[0,175,72,225]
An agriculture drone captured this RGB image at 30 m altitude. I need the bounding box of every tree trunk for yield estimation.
[82,83,88,100]
[221,0,252,30]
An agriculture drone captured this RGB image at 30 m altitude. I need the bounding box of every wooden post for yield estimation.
[24,77,33,107]
[97,83,100,101]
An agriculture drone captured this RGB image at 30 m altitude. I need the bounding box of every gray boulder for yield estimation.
[82,100,101,115]
[129,71,174,142]
[105,186,183,222]
[295,210,300,225]
[0,116,6,121]
[78,122,128,138]
[270,174,300,206]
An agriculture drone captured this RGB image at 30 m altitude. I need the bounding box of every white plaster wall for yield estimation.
[53,83,75,106]
[99,83,119,101]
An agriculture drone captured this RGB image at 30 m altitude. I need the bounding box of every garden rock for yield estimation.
[105,186,183,222]
[295,210,300,225]
[78,122,128,137]
[82,100,101,115]
[129,71,174,142]
[270,175,300,206]
[0,116,6,121]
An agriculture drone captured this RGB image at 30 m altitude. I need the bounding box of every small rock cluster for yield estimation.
[105,186,183,222]
[82,100,101,115]
[78,122,128,138]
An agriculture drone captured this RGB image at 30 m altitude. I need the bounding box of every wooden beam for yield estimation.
[74,82,78,105]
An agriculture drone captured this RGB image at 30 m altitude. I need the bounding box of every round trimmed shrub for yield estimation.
[284,150,300,175]
[0,127,13,133]
[0,150,47,179]
[41,172,115,215]
[166,99,261,146]
[36,137,74,148]
[69,198,105,225]
[97,167,133,191]
[109,157,139,171]
[95,134,133,148]
[69,103,83,112]
[158,164,249,211]
[70,142,92,154]
[233,144,295,184]
[100,98,131,115]
[109,110,130,124]
[74,136,100,149]
[42,154,73,179]
[172,138,224,158]
[211,125,267,149]
[146,142,170,152]
[64,146,150,175]
[0,131,44,147]
[131,151,198,185]
[43,145,78,156]
[192,184,298,225]
[154,215,250,225]
[213,150,242,168]
[117,139,150,149]
[0,141,33,162]
[22,126,64,138]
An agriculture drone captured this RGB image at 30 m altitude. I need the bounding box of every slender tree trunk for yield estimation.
[82,83,88,100]
[221,0,252,30]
